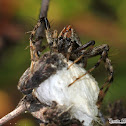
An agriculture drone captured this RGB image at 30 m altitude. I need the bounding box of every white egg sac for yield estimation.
[33,60,100,126]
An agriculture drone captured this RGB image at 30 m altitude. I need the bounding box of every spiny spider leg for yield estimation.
[68,56,103,87]
[41,17,58,53]
[68,44,110,85]
[74,40,95,53]
[29,17,51,73]
[68,40,95,69]
[67,55,84,70]
[29,17,48,62]
[68,44,114,107]
[67,46,72,61]
[97,57,113,107]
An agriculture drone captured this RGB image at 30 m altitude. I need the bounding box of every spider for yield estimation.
[40,17,114,107]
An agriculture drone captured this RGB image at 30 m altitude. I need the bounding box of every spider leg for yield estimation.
[29,19,43,73]
[69,44,110,79]
[52,30,58,52]
[97,57,113,108]
[68,56,103,87]
[68,40,95,69]
[68,44,113,107]
[29,19,42,61]
[67,55,84,70]
[42,17,58,52]
[67,45,73,62]
[83,58,88,68]
[41,17,53,46]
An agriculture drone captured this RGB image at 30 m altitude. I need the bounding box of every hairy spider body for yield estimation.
[41,17,114,107]
[58,25,84,62]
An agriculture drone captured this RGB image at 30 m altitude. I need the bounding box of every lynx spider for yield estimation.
[31,17,114,107]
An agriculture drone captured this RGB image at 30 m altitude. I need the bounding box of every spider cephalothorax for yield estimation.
[41,17,85,62]
[41,17,114,107]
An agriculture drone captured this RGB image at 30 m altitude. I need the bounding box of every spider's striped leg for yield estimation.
[97,57,113,108]
[29,18,43,73]
[68,44,110,86]
[74,40,95,53]
[69,44,114,107]
[67,45,73,62]
[29,18,42,61]
[67,40,95,69]
[68,55,103,87]
[41,17,53,46]
[42,17,58,53]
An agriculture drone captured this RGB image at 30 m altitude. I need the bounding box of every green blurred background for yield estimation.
[0,0,126,125]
